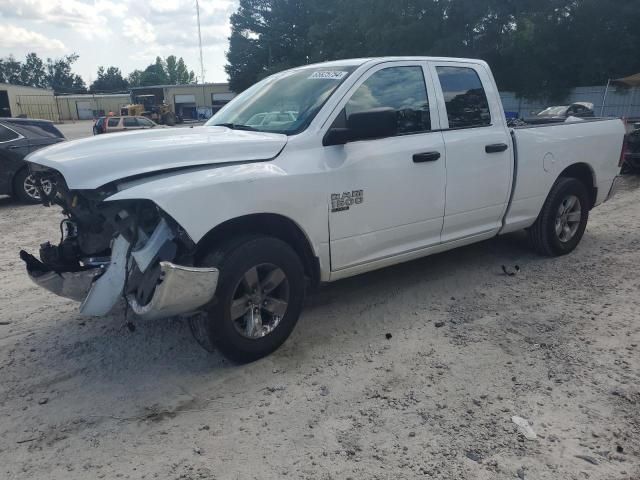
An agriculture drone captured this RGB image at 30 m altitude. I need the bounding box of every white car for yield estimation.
[22,57,625,362]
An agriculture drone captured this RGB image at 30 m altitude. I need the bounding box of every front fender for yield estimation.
[105,163,329,259]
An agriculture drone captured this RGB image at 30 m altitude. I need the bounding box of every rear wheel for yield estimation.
[528,177,590,256]
[196,235,305,363]
[13,168,53,204]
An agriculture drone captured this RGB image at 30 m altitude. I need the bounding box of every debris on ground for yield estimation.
[502,265,521,276]
[435,321,445,328]
[511,416,537,440]
[385,333,392,340]
[575,455,599,465]
[465,451,483,463]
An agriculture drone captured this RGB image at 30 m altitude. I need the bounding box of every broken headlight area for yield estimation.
[21,187,218,320]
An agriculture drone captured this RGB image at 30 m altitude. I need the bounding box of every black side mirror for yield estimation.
[323,107,397,146]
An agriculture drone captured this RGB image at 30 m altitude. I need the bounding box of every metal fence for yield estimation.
[500,86,640,118]
[14,95,60,122]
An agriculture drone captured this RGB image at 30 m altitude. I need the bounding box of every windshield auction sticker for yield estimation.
[309,71,348,80]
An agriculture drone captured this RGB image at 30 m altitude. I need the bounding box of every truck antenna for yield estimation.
[196,0,206,83]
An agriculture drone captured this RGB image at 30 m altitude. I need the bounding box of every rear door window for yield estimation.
[107,117,120,127]
[0,123,20,142]
[123,117,137,127]
[435,66,491,129]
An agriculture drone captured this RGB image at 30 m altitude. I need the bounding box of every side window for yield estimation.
[345,66,431,135]
[107,117,120,127]
[123,117,137,127]
[436,66,491,129]
[0,124,20,142]
[137,117,154,127]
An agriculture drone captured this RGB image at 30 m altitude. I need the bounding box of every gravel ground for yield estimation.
[0,177,639,480]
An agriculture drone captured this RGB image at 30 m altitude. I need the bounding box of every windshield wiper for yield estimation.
[213,123,259,132]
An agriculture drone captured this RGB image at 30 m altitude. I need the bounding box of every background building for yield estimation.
[56,94,131,121]
[0,83,58,122]
[131,83,235,120]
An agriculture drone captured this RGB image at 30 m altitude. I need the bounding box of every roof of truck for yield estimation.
[300,56,487,69]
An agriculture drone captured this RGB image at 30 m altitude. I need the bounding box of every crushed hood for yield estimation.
[26,126,288,189]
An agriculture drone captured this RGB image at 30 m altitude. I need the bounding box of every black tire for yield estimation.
[13,168,44,204]
[528,177,590,256]
[198,235,305,363]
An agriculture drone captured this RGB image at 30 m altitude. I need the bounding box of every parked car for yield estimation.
[21,57,625,362]
[93,115,158,135]
[0,118,65,203]
[525,102,595,125]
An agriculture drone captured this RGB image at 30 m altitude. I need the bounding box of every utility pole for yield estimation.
[196,0,205,84]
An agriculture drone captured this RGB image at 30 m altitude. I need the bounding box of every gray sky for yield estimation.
[0,0,238,85]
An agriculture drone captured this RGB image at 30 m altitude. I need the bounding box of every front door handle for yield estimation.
[486,143,509,153]
[413,151,441,163]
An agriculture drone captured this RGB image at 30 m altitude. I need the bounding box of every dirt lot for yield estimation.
[0,178,639,480]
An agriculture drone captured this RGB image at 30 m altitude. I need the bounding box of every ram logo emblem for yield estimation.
[331,190,364,213]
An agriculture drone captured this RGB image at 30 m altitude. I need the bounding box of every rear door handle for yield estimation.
[413,151,441,163]
[485,143,509,153]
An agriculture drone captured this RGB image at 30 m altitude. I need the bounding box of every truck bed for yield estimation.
[501,118,625,234]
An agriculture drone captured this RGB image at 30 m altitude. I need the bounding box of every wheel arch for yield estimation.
[195,213,321,290]
[558,162,597,209]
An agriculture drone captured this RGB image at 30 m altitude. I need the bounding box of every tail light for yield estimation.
[619,134,629,167]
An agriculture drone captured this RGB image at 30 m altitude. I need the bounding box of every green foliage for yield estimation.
[90,66,128,93]
[0,52,86,93]
[0,53,197,93]
[133,56,196,87]
[225,0,640,98]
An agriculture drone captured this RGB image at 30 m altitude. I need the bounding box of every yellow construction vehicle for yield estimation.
[120,94,177,126]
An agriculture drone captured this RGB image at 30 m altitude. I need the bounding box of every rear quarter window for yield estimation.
[18,121,65,139]
[0,123,21,142]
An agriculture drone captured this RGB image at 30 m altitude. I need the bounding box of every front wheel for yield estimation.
[13,168,54,204]
[198,235,305,363]
[528,177,590,256]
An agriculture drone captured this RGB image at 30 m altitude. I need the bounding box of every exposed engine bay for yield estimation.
[20,165,219,320]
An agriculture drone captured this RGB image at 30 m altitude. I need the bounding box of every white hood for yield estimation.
[26,126,288,189]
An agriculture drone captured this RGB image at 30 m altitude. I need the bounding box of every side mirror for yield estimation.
[323,107,397,146]
[323,128,351,146]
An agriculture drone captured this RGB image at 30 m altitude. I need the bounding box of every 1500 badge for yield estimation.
[331,190,364,213]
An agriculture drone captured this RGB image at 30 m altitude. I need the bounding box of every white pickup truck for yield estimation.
[22,57,625,362]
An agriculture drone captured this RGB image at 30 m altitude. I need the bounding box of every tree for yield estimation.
[20,53,47,88]
[127,69,144,87]
[90,66,128,92]
[224,0,640,98]
[45,53,86,93]
[0,55,23,85]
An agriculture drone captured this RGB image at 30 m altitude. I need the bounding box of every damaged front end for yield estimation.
[21,166,218,320]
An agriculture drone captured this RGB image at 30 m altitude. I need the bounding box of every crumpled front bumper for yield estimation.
[25,267,102,302]
[24,255,219,320]
[127,262,219,320]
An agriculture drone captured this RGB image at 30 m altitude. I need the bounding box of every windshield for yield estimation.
[537,106,568,117]
[206,65,358,134]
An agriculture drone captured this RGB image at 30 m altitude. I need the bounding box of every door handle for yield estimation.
[485,143,509,153]
[413,151,441,163]
[8,145,21,150]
